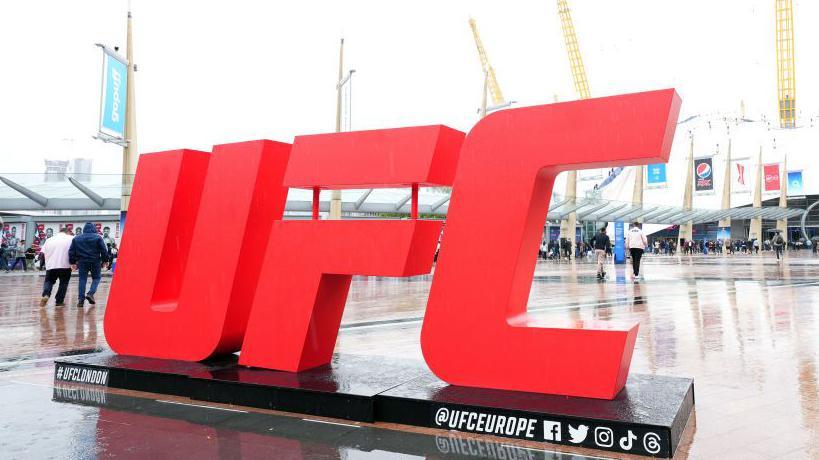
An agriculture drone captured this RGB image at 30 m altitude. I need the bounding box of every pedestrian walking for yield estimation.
[626,222,648,282]
[39,227,74,307]
[68,222,109,307]
[590,226,611,280]
[772,231,785,261]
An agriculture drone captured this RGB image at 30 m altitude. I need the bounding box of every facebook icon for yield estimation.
[543,420,562,442]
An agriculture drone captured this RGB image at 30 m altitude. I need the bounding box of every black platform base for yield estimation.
[54,353,694,458]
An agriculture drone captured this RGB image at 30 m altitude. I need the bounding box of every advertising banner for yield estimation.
[764,163,780,192]
[614,221,625,264]
[35,224,60,244]
[1,223,26,246]
[694,157,714,193]
[731,159,750,194]
[98,47,128,141]
[787,170,804,196]
[717,227,730,240]
[645,163,667,188]
[548,226,560,243]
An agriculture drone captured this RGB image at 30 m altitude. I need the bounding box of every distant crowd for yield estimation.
[539,229,796,263]
[0,225,118,273]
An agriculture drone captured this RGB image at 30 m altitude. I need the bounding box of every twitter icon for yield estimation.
[568,424,589,444]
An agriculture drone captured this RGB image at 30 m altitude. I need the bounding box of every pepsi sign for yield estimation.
[694,157,713,192]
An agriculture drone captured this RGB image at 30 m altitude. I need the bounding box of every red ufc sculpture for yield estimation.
[104,89,681,400]
[104,140,291,360]
[421,89,681,399]
[238,126,463,371]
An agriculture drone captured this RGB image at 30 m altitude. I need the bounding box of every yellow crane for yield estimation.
[468,18,505,110]
[776,0,796,128]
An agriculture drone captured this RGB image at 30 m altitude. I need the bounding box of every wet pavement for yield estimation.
[2,252,819,458]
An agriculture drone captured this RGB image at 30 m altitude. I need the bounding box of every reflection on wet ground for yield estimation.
[2,253,819,458]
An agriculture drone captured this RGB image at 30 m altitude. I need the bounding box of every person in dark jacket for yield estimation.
[69,222,109,307]
[772,231,785,261]
[590,226,612,280]
[24,246,36,271]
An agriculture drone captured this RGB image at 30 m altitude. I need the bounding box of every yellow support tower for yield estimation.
[556,0,589,257]
[556,0,590,100]
[468,18,505,107]
[776,0,796,128]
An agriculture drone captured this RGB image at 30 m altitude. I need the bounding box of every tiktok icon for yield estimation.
[619,430,637,451]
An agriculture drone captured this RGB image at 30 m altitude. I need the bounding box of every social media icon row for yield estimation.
[593,427,662,454]
[543,421,661,454]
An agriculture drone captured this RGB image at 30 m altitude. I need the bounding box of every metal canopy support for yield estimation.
[716,209,738,220]
[744,208,770,219]
[679,210,703,222]
[548,198,571,212]
[653,208,680,223]
[430,195,451,212]
[562,201,596,219]
[630,206,660,222]
[618,207,648,223]
[756,208,776,219]
[639,207,669,221]
[689,210,713,224]
[766,208,798,219]
[737,208,762,219]
[707,209,735,223]
[555,202,586,219]
[0,176,48,207]
[0,197,111,211]
[576,202,609,220]
[661,210,692,223]
[589,204,629,222]
[692,210,722,224]
[354,189,373,210]
[677,213,699,224]
[724,208,750,220]
[608,206,639,222]
[68,177,105,207]
[394,193,412,211]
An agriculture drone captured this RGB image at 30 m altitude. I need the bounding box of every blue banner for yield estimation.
[788,170,804,196]
[717,227,730,240]
[99,50,128,139]
[548,226,560,242]
[614,221,625,264]
[646,163,667,186]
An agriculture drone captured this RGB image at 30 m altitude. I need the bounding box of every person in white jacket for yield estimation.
[625,222,648,281]
[39,227,74,307]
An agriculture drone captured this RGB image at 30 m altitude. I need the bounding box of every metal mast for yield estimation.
[468,18,505,108]
[329,38,345,220]
[775,0,796,128]
[555,0,588,255]
[122,9,138,215]
[775,0,796,240]
[556,0,589,99]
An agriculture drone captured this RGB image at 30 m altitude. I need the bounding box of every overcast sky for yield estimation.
[1,0,817,174]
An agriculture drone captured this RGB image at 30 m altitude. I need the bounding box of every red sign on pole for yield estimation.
[764,163,780,191]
